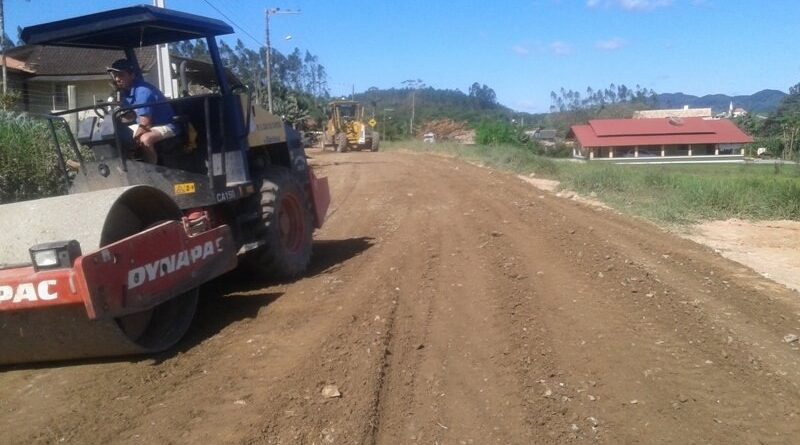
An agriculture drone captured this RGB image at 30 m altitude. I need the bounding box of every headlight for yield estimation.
[29,240,82,271]
[32,249,59,267]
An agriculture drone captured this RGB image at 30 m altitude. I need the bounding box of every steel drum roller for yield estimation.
[0,186,198,365]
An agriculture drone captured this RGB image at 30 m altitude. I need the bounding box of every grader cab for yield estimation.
[323,100,379,152]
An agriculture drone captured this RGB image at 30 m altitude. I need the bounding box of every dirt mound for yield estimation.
[420,119,474,143]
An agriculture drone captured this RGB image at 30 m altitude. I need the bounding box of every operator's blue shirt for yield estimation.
[122,79,176,131]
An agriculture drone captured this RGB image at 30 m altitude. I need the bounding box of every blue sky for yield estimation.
[5,0,800,113]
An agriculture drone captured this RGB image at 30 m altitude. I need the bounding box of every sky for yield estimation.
[5,0,800,113]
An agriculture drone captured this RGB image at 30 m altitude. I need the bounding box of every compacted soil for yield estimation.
[2,150,800,444]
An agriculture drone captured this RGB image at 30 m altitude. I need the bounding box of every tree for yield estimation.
[172,37,329,128]
[468,82,497,108]
[171,39,211,62]
[760,82,800,159]
[545,83,657,135]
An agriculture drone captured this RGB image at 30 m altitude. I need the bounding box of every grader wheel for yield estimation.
[335,132,349,153]
[370,132,380,152]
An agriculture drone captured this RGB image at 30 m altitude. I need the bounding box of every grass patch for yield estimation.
[0,112,87,203]
[383,140,800,224]
[384,140,560,176]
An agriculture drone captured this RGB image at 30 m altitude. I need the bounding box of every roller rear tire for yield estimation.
[246,166,314,279]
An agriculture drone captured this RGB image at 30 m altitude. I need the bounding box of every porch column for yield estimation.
[67,85,78,132]
[589,149,594,160]
[741,147,745,155]
[67,85,77,109]
[661,145,665,157]
[609,147,614,158]
[688,144,692,156]
[634,146,639,158]
[715,146,719,155]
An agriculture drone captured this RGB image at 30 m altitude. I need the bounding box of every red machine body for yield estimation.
[0,222,237,320]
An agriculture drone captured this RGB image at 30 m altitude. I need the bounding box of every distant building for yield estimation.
[715,101,748,119]
[568,117,753,164]
[633,106,712,119]
[524,128,558,147]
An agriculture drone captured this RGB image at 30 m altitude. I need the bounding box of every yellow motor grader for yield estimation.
[322,100,379,152]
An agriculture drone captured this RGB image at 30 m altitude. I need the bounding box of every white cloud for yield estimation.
[595,37,627,51]
[587,0,674,11]
[512,44,530,56]
[550,41,573,56]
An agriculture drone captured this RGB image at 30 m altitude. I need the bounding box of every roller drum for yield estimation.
[0,186,199,365]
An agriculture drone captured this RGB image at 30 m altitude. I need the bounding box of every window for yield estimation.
[53,84,68,109]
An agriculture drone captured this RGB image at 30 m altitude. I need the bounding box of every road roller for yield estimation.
[0,5,330,365]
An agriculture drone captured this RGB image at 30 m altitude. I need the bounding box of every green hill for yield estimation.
[347,87,547,139]
[656,89,787,114]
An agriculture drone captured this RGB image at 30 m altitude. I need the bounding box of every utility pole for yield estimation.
[410,91,415,135]
[153,0,174,97]
[0,0,7,95]
[265,7,300,113]
[402,79,424,136]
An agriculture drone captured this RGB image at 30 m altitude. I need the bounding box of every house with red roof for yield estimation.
[568,117,753,163]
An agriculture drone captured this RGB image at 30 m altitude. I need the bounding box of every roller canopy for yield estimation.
[21,4,233,49]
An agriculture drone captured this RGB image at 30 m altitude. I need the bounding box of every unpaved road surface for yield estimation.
[2,150,800,444]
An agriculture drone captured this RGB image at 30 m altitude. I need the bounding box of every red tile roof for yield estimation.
[569,117,753,148]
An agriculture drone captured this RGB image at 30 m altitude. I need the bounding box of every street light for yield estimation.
[265,7,300,113]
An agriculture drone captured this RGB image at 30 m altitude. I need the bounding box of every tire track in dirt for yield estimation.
[371,157,574,444]
[436,156,800,443]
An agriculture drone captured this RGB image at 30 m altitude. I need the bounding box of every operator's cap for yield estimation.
[106,58,135,73]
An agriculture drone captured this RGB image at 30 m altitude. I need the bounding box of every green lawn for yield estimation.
[383,140,800,224]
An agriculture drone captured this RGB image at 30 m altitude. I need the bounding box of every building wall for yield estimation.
[24,79,113,114]
[581,143,744,162]
[76,80,116,108]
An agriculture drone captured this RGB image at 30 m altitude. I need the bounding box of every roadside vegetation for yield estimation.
[0,112,89,203]
[384,140,800,225]
[735,84,800,160]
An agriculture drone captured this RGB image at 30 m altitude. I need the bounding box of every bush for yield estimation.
[0,90,22,111]
[475,120,528,146]
[0,112,73,203]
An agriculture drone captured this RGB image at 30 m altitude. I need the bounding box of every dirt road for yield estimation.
[2,150,800,444]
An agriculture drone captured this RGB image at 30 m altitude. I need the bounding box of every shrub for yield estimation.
[0,112,73,203]
[475,120,528,146]
[0,90,22,111]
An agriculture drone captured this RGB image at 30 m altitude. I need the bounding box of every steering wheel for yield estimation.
[94,103,111,119]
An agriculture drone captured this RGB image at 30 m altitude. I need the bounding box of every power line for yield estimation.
[200,0,262,48]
